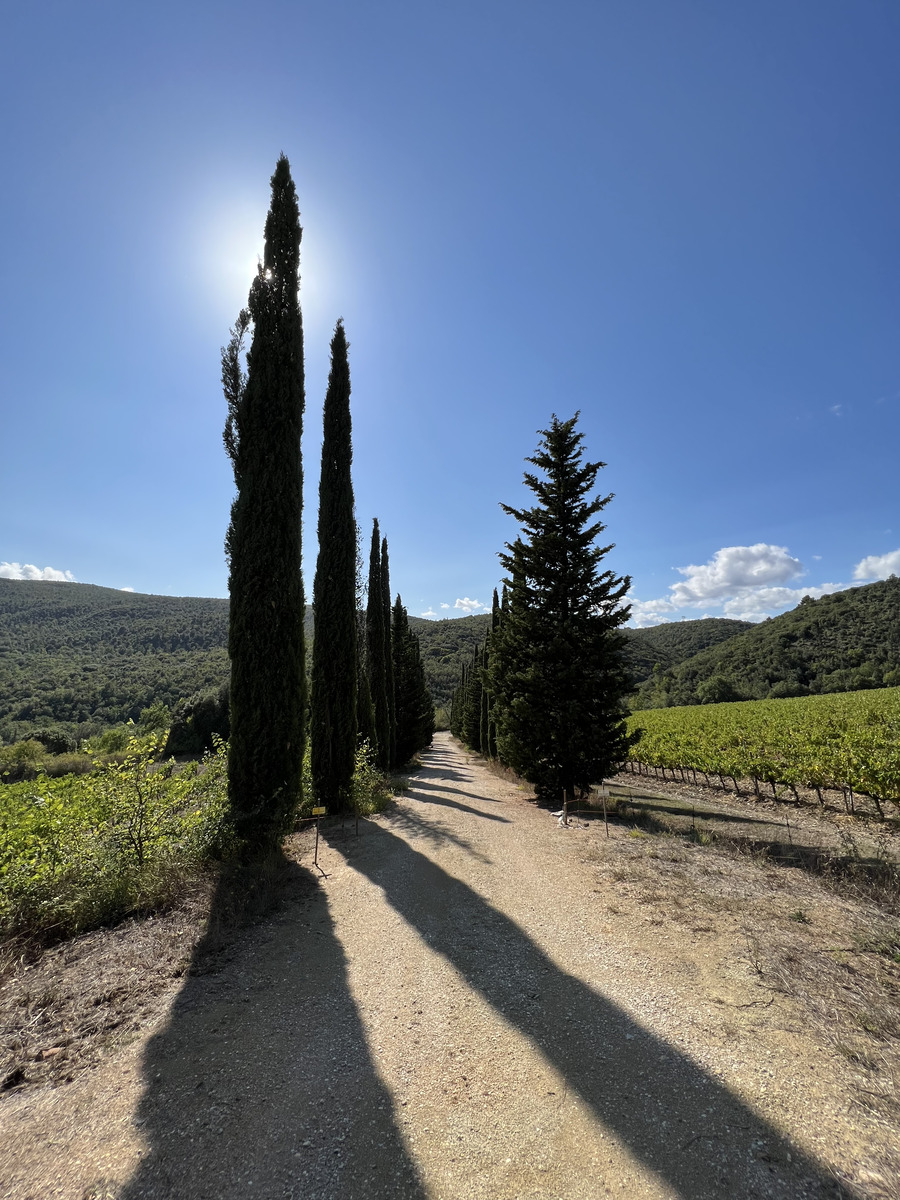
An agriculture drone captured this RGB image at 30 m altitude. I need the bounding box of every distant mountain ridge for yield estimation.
[2,576,897,742]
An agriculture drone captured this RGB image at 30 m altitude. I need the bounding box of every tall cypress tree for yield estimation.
[356,625,377,752]
[490,413,637,805]
[380,537,397,768]
[392,595,435,764]
[365,520,390,771]
[486,587,501,757]
[222,156,306,847]
[310,321,357,810]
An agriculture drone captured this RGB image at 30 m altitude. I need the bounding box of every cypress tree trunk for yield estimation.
[310,321,357,811]
[365,520,390,771]
[223,155,306,847]
[380,537,397,768]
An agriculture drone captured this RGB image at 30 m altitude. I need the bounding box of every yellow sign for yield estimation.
[312,806,327,816]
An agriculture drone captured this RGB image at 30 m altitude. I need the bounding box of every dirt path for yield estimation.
[1,733,896,1198]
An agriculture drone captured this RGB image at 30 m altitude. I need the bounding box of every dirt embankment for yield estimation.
[1,732,898,1199]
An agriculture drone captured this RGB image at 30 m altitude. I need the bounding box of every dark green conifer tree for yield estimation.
[490,413,637,805]
[462,645,483,750]
[486,588,501,757]
[365,520,390,770]
[222,155,306,846]
[392,595,435,763]
[450,663,467,740]
[310,321,357,810]
[380,537,397,768]
[356,643,377,752]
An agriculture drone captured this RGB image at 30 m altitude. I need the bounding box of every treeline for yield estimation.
[450,592,502,753]
[0,581,455,749]
[410,612,492,710]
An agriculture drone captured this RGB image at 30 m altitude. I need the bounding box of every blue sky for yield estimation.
[1,1,898,626]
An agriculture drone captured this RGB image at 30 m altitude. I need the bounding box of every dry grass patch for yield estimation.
[584,810,900,1136]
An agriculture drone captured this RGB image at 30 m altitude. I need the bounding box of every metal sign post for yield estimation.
[312,806,327,875]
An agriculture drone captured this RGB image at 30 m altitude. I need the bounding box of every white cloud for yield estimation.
[829,404,843,417]
[627,544,851,626]
[121,586,135,592]
[420,608,437,618]
[853,549,900,581]
[0,561,76,582]
[669,544,803,607]
[440,603,450,609]
[628,597,676,628]
[720,583,843,619]
[453,597,487,615]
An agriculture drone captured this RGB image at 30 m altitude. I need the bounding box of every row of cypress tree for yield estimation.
[451,414,638,808]
[449,588,501,755]
[358,520,434,780]
[223,156,433,846]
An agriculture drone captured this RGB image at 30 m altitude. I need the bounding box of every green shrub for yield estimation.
[0,735,232,943]
[165,685,229,756]
[83,725,134,754]
[351,741,393,815]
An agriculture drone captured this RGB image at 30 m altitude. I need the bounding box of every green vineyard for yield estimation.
[626,687,900,817]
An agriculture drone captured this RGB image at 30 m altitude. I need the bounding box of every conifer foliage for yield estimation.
[222,156,307,845]
[490,413,637,803]
[392,596,435,764]
[365,520,391,771]
[311,321,357,810]
[380,537,397,768]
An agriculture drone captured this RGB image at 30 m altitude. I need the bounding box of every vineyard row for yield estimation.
[625,687,900,819]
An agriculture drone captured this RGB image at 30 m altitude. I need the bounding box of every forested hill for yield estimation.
[4,575,896,741]
[413,612,753,708]
[0,580,231,743]
[622,618,752,682]
[634,576,900,708]
[0,580,761,741]
[409,613,491,708]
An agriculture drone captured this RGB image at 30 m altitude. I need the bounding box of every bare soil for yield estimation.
[0,732,898,1199]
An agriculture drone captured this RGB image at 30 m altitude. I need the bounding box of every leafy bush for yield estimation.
[0,740,95,784]
[165,684,229,755]
[83,724,134,753]
[0,735,232,943]
[351,741,394,815]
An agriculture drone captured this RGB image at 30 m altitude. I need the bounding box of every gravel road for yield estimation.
[1,732,893,1199]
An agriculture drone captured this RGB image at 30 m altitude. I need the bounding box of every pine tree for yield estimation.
[310,321,357,811]
[222,155,306,846]
[365,520,390,771]
[490,413,636,806]
[380,537,397,768]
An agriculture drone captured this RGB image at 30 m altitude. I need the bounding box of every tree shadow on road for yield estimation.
[117,851,426,1200]
[406,780,511,821]
[339,820,859,1200]
[380,806,494,862]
